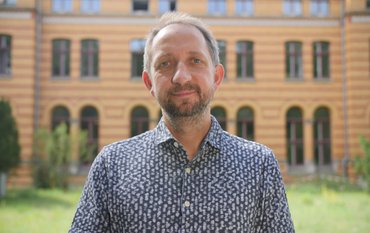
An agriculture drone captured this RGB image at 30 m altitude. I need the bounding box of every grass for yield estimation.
[0,179,369,233]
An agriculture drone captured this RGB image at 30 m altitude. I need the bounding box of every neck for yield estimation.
[163,111,211,160]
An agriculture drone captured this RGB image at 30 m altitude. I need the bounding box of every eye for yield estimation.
[157,61,170,69]
[193,58,201,64]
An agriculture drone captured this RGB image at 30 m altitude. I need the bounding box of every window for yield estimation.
[237,41,254,79]
[283,0,302,16]
[310,0,329,16]
[0,35,11,75]
[159,0,176,13]
[51,106,70,132]
[286,107,304,166]
[208,0,226,15]
[52,39,70,77]
[211,106,227,130]
[217,40,227,76]
[133,0,149,12]
[52,0,73,13]
[313,41,330,79]
[367,0,370,10]
[0,0,16,5]
[286,41,302,79]
[81,0,100,13]
[81,39,99,78]
[235,0,253,15]
[131,106,149,136]
[314,107,331,167]
[130,39,145,78]
[237,107,254,141]
[80,106,99,164]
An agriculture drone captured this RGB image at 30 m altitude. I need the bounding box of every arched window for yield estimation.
[286,107,304,165]
[131,106,149,136]
[80,106,99,164]
[211,106,227,130]
[314,107,331,166]
[51,105,70,132]
[237,107,254,141]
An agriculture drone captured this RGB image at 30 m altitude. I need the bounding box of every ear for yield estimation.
[142,70,155,96]
[213,64,224,88]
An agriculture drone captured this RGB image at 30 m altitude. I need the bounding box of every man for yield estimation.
[69,12,295,232]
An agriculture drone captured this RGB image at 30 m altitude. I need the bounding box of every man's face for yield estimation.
[143,24,223,119]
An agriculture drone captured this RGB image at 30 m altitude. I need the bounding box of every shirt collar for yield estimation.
[154,115,223,150]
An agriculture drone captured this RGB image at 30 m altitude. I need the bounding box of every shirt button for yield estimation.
[173,142,179,148]
[185,167,191,174]
[184,201,191,208]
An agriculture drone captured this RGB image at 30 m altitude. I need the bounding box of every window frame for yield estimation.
[211,106,227,130]
[285,41,303,80]
[81,39,99,79]
[313,107,331,167]
[235,0,254,16]
[130,39,146,79]
[283,0,302,16]
[130,106,150,137]
[236,107,254,141]
[313,41,330,80]
[310,0,329,16]
[80,0,100,13]
[286,107,304,166]
[52,0,73,13]
[208,0,227,15]
[158,0,176,13]
[236,41,254,79]
[52,39,71,79]
[133,0,149,12]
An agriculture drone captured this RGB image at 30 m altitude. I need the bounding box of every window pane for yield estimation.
[131,106,149,136]
[237,41,253,78]
[81,0,100,13]
[286,107,304,165]
[208,0,226,14]
[286,42,302,79]
[237,107,254,140]
[0,35,11,75]
[211,107,227,130]
[217,40,226,76]
[52,0,73,12]
[81,40,99,77]
[130,39,145,78]
[51,106,70,131]
[133,0,148,11]
[80,106,99,164]
[159,0,176,13]
[52,40,70,77]
[235,0,253,15]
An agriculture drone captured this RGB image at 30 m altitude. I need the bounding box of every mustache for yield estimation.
[169,83,201,94]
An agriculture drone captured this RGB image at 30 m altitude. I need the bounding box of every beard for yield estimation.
[158,83,213,119]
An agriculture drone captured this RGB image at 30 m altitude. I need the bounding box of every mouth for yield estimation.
[171,90,196,97]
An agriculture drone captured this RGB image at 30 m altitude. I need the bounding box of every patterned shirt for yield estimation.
[69,116,295,233]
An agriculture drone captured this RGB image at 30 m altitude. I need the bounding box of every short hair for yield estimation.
[143,12,220,73]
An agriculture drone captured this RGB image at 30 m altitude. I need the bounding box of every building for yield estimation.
[0,0,369,186]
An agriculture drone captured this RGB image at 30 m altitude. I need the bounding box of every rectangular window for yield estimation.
[283,0,302,16]
[81,0,100,13]
[0,35,11,75]
[235,0,253,15]
[52,0,73,13]
[0,0,17,5]
[208,0,226,15]
[159,0,176,13]
[313,41,330,79]
[81,39,99,78]
[286,41,302,79]
[368,0,370,10]
[52,39,70,78]
[310,0,329,16]
[131,39,146,78]
[237,41,254,79]
[133,0,149,12]
[217,40,227,77]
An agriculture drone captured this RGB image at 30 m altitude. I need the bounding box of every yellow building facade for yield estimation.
[0,0,369,186]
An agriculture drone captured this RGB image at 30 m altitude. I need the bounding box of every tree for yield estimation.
[354,136,370,192]
[0,99,21,197]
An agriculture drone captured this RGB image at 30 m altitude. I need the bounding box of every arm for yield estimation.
[256,151,295,233]
[69,149,111,233]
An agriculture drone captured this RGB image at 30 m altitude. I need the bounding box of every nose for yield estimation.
[172,62,192,85]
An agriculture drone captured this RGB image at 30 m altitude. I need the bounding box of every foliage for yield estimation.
[33,123,71,189]
[354,136,370,191]
[79,130,97,164]
[0,99,21,173]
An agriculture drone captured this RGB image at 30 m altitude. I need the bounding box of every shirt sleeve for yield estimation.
[256,150,295,233]
[69,148,111,233]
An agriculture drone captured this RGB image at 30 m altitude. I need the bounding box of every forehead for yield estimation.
[152,23,208,52]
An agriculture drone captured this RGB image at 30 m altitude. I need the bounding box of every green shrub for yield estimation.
[354,136,370,192]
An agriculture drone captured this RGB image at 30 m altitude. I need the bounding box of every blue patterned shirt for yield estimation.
[70,116,295,232]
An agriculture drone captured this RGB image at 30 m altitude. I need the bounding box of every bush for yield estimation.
[354,136,370,192]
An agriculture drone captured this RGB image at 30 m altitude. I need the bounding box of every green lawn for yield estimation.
[0,179,369,233]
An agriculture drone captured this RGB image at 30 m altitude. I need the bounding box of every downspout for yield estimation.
[340,0,350,177]
[33,0,42,153]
